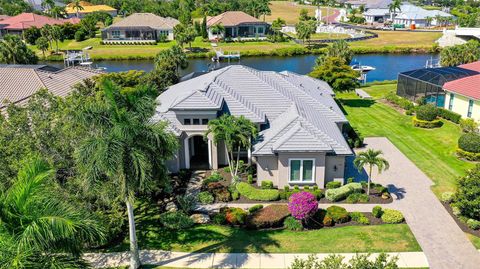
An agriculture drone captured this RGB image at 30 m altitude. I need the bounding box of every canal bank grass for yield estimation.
[337,84,473,196]
[350,30,442,53]
[467,233,480,249]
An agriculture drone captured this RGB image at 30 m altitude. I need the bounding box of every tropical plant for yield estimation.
[0,157,105,269]
[0,34,38,64]
[310,56,359,92]
[209,23,225,36]
[295,20,316,44]
[353,149,390,195]
[289,253,399,269]
[74,80,178,269]
[35,36,49,58]
[460,118,479,133]
[388,0,401,21]
[440,40,480,67]
[71,0,84,18]
[206,114,258,182]
[316,40,353,66]
[174,23,197,48]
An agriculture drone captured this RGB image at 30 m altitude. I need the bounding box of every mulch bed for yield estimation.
[442,202,480,238]
[301,212,397,230]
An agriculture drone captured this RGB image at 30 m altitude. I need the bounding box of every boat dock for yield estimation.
[213,50,240,62]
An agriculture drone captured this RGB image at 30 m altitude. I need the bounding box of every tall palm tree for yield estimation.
[71,0,84,18]
[0,157,105,269]
[74,80,178,269]
[388,0,401,21]
[353,149,390,195]
[41,0,55,12]
[205,114,257,183]
[0,35,37,64]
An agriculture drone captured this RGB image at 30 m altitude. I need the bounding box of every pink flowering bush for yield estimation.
[288,192,318,220]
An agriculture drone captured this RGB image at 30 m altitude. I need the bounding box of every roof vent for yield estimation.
[48,74,52,79]
[329,106,333,110]
[299,83,303,87]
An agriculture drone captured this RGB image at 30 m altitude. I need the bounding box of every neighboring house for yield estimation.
[65,1,117,18]
[0,13,79,38]
[443,61,480,121]
[24,0,65,12]
[153,65,352,188]
[346,0,392,9]
[397,66,479,107]
[101,13,179,43]
[437,27,480,48]
[392,3,452,27]
[206,11,269,40]
[0,15,11,21]
[0,65,103,109]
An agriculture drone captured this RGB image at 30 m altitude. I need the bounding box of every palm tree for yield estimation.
[74,80,178,269]
[388,0,401,21]
[209,23,225,39]
[0,157,105,268]
[71,0,84,18]
[205,114,257,183]
[41,0,55,12]
[50,5,67,19]
[0,35,38,64]
[353,149,390,195]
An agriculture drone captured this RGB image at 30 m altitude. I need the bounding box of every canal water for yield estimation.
[47,53,439,82]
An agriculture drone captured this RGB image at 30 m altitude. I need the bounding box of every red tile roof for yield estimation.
[459,61,480,73]
[444,74,480,100]
[0,13,79,30]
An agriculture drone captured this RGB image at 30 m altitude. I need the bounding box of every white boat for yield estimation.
[351,64,376,72]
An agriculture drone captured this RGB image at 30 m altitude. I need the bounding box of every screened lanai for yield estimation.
[397,67,479,107]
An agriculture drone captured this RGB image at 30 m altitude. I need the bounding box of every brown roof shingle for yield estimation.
[206,11,266,27]
[0,66,103,108]
[104,13,179,30]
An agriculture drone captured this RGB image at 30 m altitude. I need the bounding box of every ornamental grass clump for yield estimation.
[288,192,318,221]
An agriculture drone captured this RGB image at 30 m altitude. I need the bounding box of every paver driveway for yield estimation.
[359,137,480,269]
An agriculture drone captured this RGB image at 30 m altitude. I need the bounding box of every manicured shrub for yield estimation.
[381,209,404,223]
[326,181,341,189]
[412,116,442,128]
[349,212,370,225]
[303,185,310,191]
[224,207,247,225]
[456,148,480,161]
[261,180,274,189]
[203,172,223,186]
[322,215,333,226]
[454,164,480,220]
[288,192,318,220]
[440,192,455,203]
[346,193,369,203]
[372,206,383,218]
[460,118,479,133]
[247,205,290,229]
[224,166,231,173]
[326,206,350,224]
[284,216,304,231]
[467,219,480,230]
[74,30,86,42]
[159,212,194,230]
[247,174,253,184]
[294,185,300,191]
[177,194,197,214]
[438,108,461,123]
[325,183,363,202]
[236,182,280,201]
[248,204,264,213]
[198,191,214,204]
[313,185,319,190]
[212,212,226,225]
[458,133,480,153]
[231,190,240,200]
[385,92,414,110]
[214,188,231,202]
[284,186,290,192]
[416,104,438,121]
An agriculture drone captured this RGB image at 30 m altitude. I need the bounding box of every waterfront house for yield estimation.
[65,1,117,18]
[443,61,480,121]
[206,11,270,40]
[0,13,79,38]
[101,13,179,43]
[154,65,352,188]
[0,65,103,110]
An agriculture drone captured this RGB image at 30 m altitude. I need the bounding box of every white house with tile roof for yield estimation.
[154,65,352,188]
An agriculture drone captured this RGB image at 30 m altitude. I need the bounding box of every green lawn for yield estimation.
[337,84,474,196]
[467,233,480,249]
[350,30,442,52]
[108,224,420,253]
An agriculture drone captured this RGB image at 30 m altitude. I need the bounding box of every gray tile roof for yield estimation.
[103,13,179,31]
[154,65,352,155]
[0,66,103,108]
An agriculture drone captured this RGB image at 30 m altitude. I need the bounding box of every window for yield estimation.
[112,30,120,38]
[468,100,474,118]
[193,118,200,125]
[202,119,209,125]
[183,119,191,125]
[448,93,454,110]
[257,26,264,34]
[289,159,315,183]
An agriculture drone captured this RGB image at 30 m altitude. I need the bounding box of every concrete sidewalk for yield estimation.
[84,250,429,268]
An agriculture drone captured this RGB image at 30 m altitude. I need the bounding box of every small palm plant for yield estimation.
[353,149,390,195]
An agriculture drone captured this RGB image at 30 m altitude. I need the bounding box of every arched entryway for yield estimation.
[188,135,209,170]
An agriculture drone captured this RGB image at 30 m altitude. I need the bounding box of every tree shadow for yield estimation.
[345,156,368,182]
[386,184,406,200]
[340,99,376,108]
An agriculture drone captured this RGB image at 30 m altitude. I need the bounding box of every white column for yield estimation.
[247,137,252,165]
[184,138,190,169]
[208,139,212,169]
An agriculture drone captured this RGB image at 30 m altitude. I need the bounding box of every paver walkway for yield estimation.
[84,250,429,268]
[359,137,480,269]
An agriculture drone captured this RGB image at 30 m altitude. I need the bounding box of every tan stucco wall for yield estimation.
[256,156,279,184]
[444,92,480,122]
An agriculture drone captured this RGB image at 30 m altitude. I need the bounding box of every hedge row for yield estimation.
[456,148,480,161]
[437,108,461,123]
[325,183,363,202]
[458,133,480,153]
[236,182,280,201]
[412,116,443,128]
[385,93,414,110]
